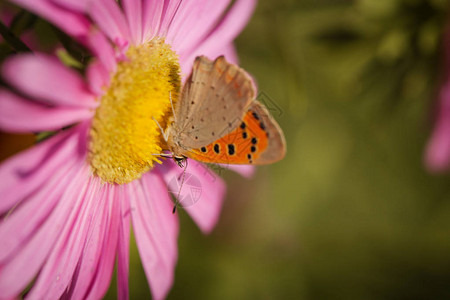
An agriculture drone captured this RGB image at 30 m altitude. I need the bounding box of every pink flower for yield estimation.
[0,0,255,299]
[425,26,450,172]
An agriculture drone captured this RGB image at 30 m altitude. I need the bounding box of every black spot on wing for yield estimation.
[259,122,266,131]
[228,144,235,155]
[214,144,220,154]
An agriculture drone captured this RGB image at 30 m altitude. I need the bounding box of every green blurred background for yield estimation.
[164,0,450,299]
[2,0,450,299]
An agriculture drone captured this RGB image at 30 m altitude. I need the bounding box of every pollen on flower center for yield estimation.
[89,39,181,184]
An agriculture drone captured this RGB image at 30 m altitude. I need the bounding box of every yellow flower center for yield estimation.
[89,39,180,184]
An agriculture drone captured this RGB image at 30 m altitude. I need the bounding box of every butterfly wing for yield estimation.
[174,56,256,149]
[187,101,286,165]
[247,101,286,164]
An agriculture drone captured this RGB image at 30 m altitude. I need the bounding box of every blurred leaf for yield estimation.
[56,48,84,69]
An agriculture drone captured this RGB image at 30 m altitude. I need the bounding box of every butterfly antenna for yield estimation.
[152,116,170,142]
[173,159,189,214]
[151,153,173,158]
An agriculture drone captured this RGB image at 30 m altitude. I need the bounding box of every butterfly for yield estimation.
[158,55,286,168]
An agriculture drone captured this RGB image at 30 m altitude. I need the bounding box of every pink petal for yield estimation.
[425,97,450,171]
[425,123,450,172]
[117,185,131,300]
[8,0,90,38]
[142,0,165,42]
[85,29,117,76]
[122,0,143,44]
[0,89,93,133]
[219,164,255,178]
[130,173,179,300]
[425,26,450,172]
[26,174,103,299]
[2,54,96,108]
[0,163,90,299]
[68,184,120,300]
[49,0,89,11]
[0,156,86,263]
[88,0,132,45]
[157,160,226,233]
[156,0,182,37]
[166,0,231,54]
[86,59,110,97]
[425,59,450,173]
[182,0,256,67]
[0,122,89,214]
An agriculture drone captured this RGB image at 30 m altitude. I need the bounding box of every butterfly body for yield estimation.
[164,56,285,166]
